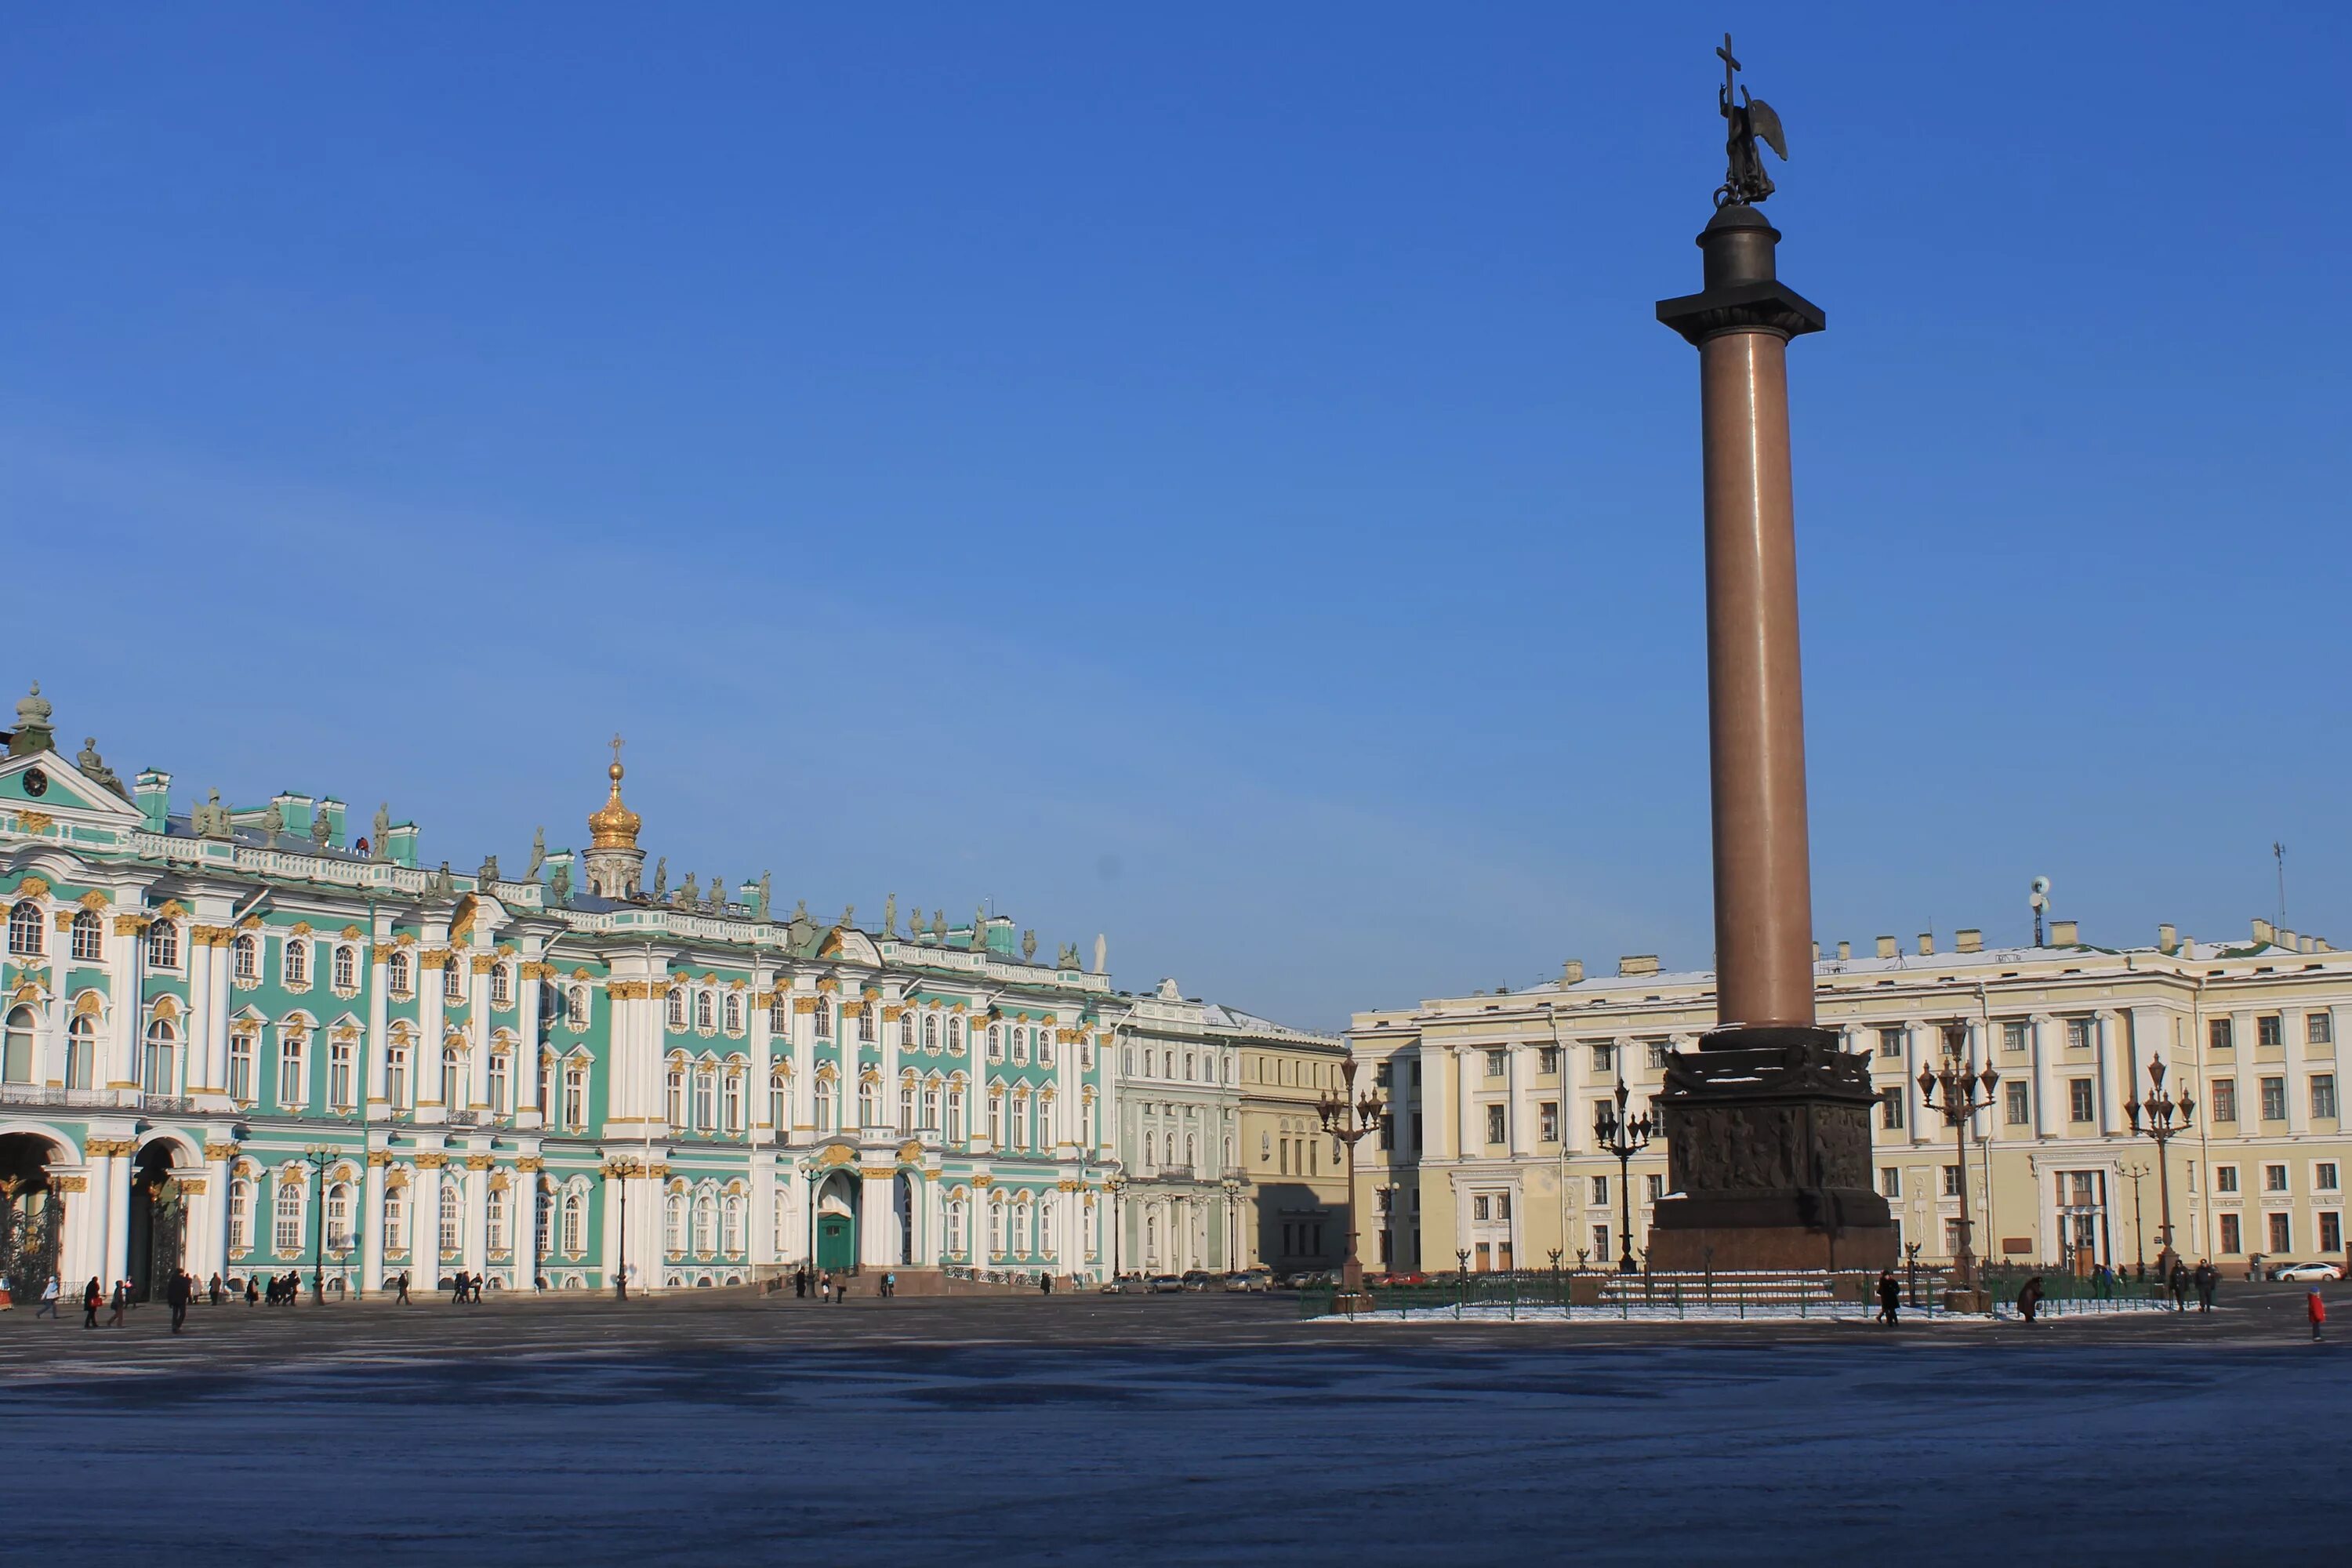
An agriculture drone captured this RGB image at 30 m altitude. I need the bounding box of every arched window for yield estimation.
[274,1179,304,1254]
[438,1181,461,1258]
[443,959,465,1004]
[988,1197,1006,1258]
[1039,1033,1054,1068]
[695,990,713,1032]
[143,1017,179,1096]
[946,1197,967,1257]
[815,1000,834,1039]
[898,1080,916,1134]
[326,1182,353,1252]
[229,1028,256,1102]
[692,1066,715,1130]
[692,1192,717,1253]
[561,1191,586,1254]
[722,1070,742,1132]
[284,939,308,987]
[487,1049,510,1114]
[231,933,258,980]
[563,1062,587,1127]
[385,1034,409,1109]
[668,989,687,1029]
[65,1012,96,1090]
[1014,1196,1034,1256]
[278,1029,307,1107]
[856,1076,878,1127]
[491,964,513,1009]
[568,984,590,1027]
[228,1179,253,1255]
[923,1012,939,1050]
[768,1065,789,1131]
[69,909,103,962]
[814,1075,836,1133]
[1011,1088,1031,1151]
[987,1025,1002,1060]
[947,1016,964,1051]
[724,992,742,1034]
[666,1065,687,1126]
[1186,1132,1200,1168]
[7,901,44,956]
[768,993,788,1033]
[485,1186,508,1254]
[1039,1194,1056,1254]
[857,1006,876,1044]
[383,1186,408,1254]
[664,1192,685,1256]
[723,1192,745,1254]
[988,1087,1006,1144]
[898,1011,914,1048]
[146,920,180,968]
[922,1078,941,1132]
[328,1035,354,1109]
[946,1081,966,1142]
[387,949,412,996]
[441,1045,463,1106]
[332,945,356,991]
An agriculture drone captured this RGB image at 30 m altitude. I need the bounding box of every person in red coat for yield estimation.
[2309,1289,2326,1342]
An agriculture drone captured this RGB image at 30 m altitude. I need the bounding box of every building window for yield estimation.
[142,1019,179,1095]
[232,934,258,981]
[858,1077,879,1129]
[385,1041,408,1110]
[2001,1021,2028,1054]
[724,993,742,1034]
[2216,1165,2240,1193]
[2067,1079,2094,1123]
[695,990,713,1032]
[441,1047,464,1107]
[7,901,43,956]
[668,989,688,1030]
[2321,1211,2343,1255]
[2263,1163,2289,1193]
[857,1006,876,1044]
[693,1193,717,1254]
[2268,1212,2291,1254]
[485,1186,507,1255]
[1485,1104,1507,1145]
[665,1194,684,1257]
[924,1013,940,1051]
[69,909,103,962]
[387,949,412,996]
[492,964,514,1009]
[274,1181,303,1254]
[1538,1102,1559,1142]
[383,1188,407,1255]
[1877,1026,1904,1059]
[724,1072,743,1132]
[329,1037,354,1109]
[946,1083,966,1142]
[815,1000,834,1039]
[2212,1078,2238,1123]
[2260,1076,2288,1122]
[2209,1017,2234,1051]
[2063,1018,2092,1051]
[2313,1075,2338,1121]
[1592,1225,1610,1259]
[332,945,356,991]
[666,1067,686,1126]
[228,1180,252,1254]
[1647,1042,1671,1070]
[325,1184,352,1253]
[2257,1014,2284,1048]
[444,960,465,1004]
[1538,1046,1560,1074]
[693,1067,716,1130]
[285,939,310,988]
[0,1006,30,1084]
[561,1192,586,1254]
[64,1014,95,1091]
[1590,1174,1610,1205]
[1879,1167,1901,1199]
[724,1193,745,1254]
[1941,1164,1962,1197]
[2219,1213,2241,1254]
[278,1031,307,1108]
[814,1076,835,1132]
[987,1026,1004,1062]
[1879,1087,1905,1131]
[487,1051,510,1115]
[1591,1043,1613,1073]
[2005,1083,2030,1124]
[564,1065,587,1128]
[1484,1048,1506,1078]
[2310,1013,2336,1046]
[146,920,180,968]
[2316,1162,2339,1192]
[768,993,788,1033]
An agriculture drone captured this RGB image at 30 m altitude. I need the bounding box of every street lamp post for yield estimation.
[2123,1054,2194,1276]
[1105,1172,1128,1282]
[301,1145,338,1306]
[1917,1026,1999,1294]
[2119,1160,2151,1281]
[1316,1054,1385,1310]
[1592,1069,1653,1276]
[602,1157,635,1301]
[1218,1176,1241,1275]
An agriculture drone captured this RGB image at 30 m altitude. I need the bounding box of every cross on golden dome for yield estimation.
[588,733,642,850]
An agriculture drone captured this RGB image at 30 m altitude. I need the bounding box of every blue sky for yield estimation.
[5,5,2346,1029]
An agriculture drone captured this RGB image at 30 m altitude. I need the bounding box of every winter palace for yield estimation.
[1352,919,2350,1279]
[0,682,1344,1299]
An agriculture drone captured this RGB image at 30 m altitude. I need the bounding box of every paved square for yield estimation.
[3,1288,2338,1563]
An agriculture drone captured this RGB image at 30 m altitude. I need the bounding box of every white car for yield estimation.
[2272,1261,2343,1283]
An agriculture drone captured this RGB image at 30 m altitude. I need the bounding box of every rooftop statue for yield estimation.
[549,861,572,907]
[479,853,500,889]
[1022,929,1037,961]
[525,826,546,880]
[259,801,283,848]
[372,803,392,861]
[310,805,332,848]
[680,871,699,907]
[969,906,987,951]
[1712,34,1788,207]
[841,903,855,929]
[755,871,771,921]
[884,893,897,935]
[1094,932,1108,975]
[652,858,668,901]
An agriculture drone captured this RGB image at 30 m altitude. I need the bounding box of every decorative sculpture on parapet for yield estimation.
[884,894,897,935]
[372,804,392,861]
[1713,34,1788,207]
[478,853,500,891]
[1022,930,1038,961]
[431,862,456,897]
[840,904,855,930]
[680,871,699,908]
[525,827,546,880]
[309,806,332,848]
[756,872,772,921]
[550,861,572,907]
[1093,933,1107,975]
[76,737,126,797]
[969,906,988,952]
[194,789,234,840]
[931,909,946,938]
[652,857,668,902]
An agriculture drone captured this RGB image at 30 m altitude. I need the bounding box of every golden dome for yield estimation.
[588,739,641,851]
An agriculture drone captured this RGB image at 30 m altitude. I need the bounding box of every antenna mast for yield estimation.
[2274,840,2287,927]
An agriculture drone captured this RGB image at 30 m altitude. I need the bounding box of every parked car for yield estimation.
[1179,1270,1214,1291]
[1146,1273,1186,1294]
[2271,1261,2344,1283]
[1223,1269,1274,1293]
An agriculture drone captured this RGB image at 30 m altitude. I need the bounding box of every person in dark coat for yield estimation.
[208,1272,224,1306]
[793,1267,808,1299]
[2194,1260,2217,1312]
[394,1269,411,1305]
[165,1269,192,1334]
[1876,1269,1900,1326]
[2168,1261,2190,1310]
[2016,1275,2044,1324]
[245,1277,260,1306]
[106,1279,130,1327]
[82,1276,102,1329]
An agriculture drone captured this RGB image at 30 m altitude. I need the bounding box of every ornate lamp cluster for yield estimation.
[1916,1029,1998,1291]
[1592,1072,1654,1276]
[2124,1054,2194,1270]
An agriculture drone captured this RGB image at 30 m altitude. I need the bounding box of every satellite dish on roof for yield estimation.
[2029,876,2051,904]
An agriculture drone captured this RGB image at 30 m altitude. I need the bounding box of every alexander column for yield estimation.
[1647,38,1896,1273]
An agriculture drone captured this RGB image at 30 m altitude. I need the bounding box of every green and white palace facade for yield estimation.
[0,683,1181,1298]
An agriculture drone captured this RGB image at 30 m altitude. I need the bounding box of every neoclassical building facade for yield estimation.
[0,686,1155,1296]
[1351,919,2350,1277]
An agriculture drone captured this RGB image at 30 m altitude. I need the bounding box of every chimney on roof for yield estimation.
[133,769,172,834]
[2253,918,2277,947]
[1618,955,1660,978]
[2051,919,2079,946]
[1561,959,1584,985]
[1918,931,1935,956]
[1837,940,1852,962]
[2281,928,2299,952]
[1956,929,1982,954]
[1875,935,1898,960]
[2158,923,2178,955]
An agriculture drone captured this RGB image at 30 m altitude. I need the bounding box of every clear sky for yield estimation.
[5,5,2346,1030]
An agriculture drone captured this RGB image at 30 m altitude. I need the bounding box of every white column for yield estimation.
[2283,1012,2310,1135]
[514,961,543,1127]
[2030,1015,2053,1138]
[1455,1047,1475,1158]
[416,958,448,1122]
[412,1160,443,1285]
[365,947,391,1109]
[2097,1011,2125,1135]
[510,1163,538,1291]
[178,935,213,1099]
[467,960,492,1112]
[859,1168,894,1268]
[1505,1044,1529,1158]
[204,938,232,1098]
[106,916,139,1094]
[100,1141,131,1283]
[361,1152,386,1290]
[463,1156,488,1275]
[749,1150,776,1268]
[200,1140,233,1283]
[1559,1033,1584,1155]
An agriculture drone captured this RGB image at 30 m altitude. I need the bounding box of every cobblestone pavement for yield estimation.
[3,1284,2340,1563]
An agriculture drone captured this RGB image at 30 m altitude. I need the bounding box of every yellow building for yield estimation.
[1350,917,2348,1278]
[1234,1012,1348,1272]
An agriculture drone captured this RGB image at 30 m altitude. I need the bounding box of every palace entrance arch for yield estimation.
[125,1138,192,1301]
[0,1131,63,1303]
[814,1170,858,1271]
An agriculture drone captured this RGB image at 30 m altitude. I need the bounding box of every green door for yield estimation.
[817,1214,855,1271]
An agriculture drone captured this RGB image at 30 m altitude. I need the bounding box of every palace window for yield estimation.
[923,1080,941,1132]
[857,1006,876,1044]
[332,945,356,991]
[0,1006,30,1084]
[2264,1163,2289,1193]
[2212,1078,2238,1123]
[2002,1021,2029,1053]
[768,1065,788,1131]
[564,1065,587,1129]
[898,1011,914,1048]
[946,1083,966,1142]
[1484,1048,1505,1078]
[2067,1079,2094,1123]
[2269,1212,2292,1253]
[146,920,180,968]
[724,1071,743,1133]
[70,909,103,962]
[274,1181,303,1254]
[2216,1165,2240,1193]
[444,960,465,1004]
[492,964,513,1009]
[386,1040,409,1110]
[2066,1018,2094,1051]
[7,901,43,956]
[768,993,787,1033]
[64,1014,95,1091]
[566,985,590,1027]
[485,1186,507,1254]
[668,989,687,1030]
[487,1051,509,1115]
[2220,1213,2242,1255]
[857,1076,878,1127]
[285,940,308,987]
[923,1012,939,1050]
[694,1067,716,1131]
[2311,1013,2336,1046]
[989,1200,1006,1258]
[442,1046,464,1105]
[561,1192,585,1255]
[2261,1076,2288,1121]
[989,1087,1005,1144]
[693,1193,717,1254]
[2257,1014,2284,1047]
[1648,1042,1671,1069]
[387,949,412,996]
[725,992,742,1034]
[1538,1102,1559,1143]
[666,1067,687,1126]
[327,1183,354,1253]
[988,1026,1004,1062]
[1879,1086,1904,1131]
[695,990,713,1032]
[435,1184,459,1258]
[814,1000,834,1039]
[232,934,258,981]
[228,1180,252,1254]
[1645,1174,1663,1203]
[2315,1075,2339,1120]
[1877,1026,1904,1059]
[329,1036,354,1109]
[2209,1017,2234,1051]
[1590,1043,1613,1073]
[814,1076,836,1133]
[1485,1104,1507,1145]
[723,1193,745,1254]
[1942,1164,1962,1197]
[1040,1034,1055,1068]
[1879,1167,1901,1199]
[665,1194,685,1257]
[946,1199,966,1258]
[2005,1083,2031,1124]
[278,1034,306,1109]
[383,1188,407,1254]
[1537,1046,1560,1075]
[946,1017,963,1052]
[898,1082,916,1134]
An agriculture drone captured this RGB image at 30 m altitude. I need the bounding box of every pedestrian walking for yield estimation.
[2168,1261,2189,1311]
[1040,1272,1054,1296]
[2016,1275,2044,1324]
[836,1279,850,1303]
[36,1276,60,1319]
[883,1272,896,1299]
[794,1267,808,1299]
[819,1272,832,1304]
[245,1277,259,1306]
[2194,1260,2216,1313]
[395,1270,411,1305]
[166,1269,192,1334]
[208,1272,224,1306]
[2310,1289,2327,1342]
[106,1279,129,1328]
[1876,1269,1900,1326]
[82,1276,102,1329]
